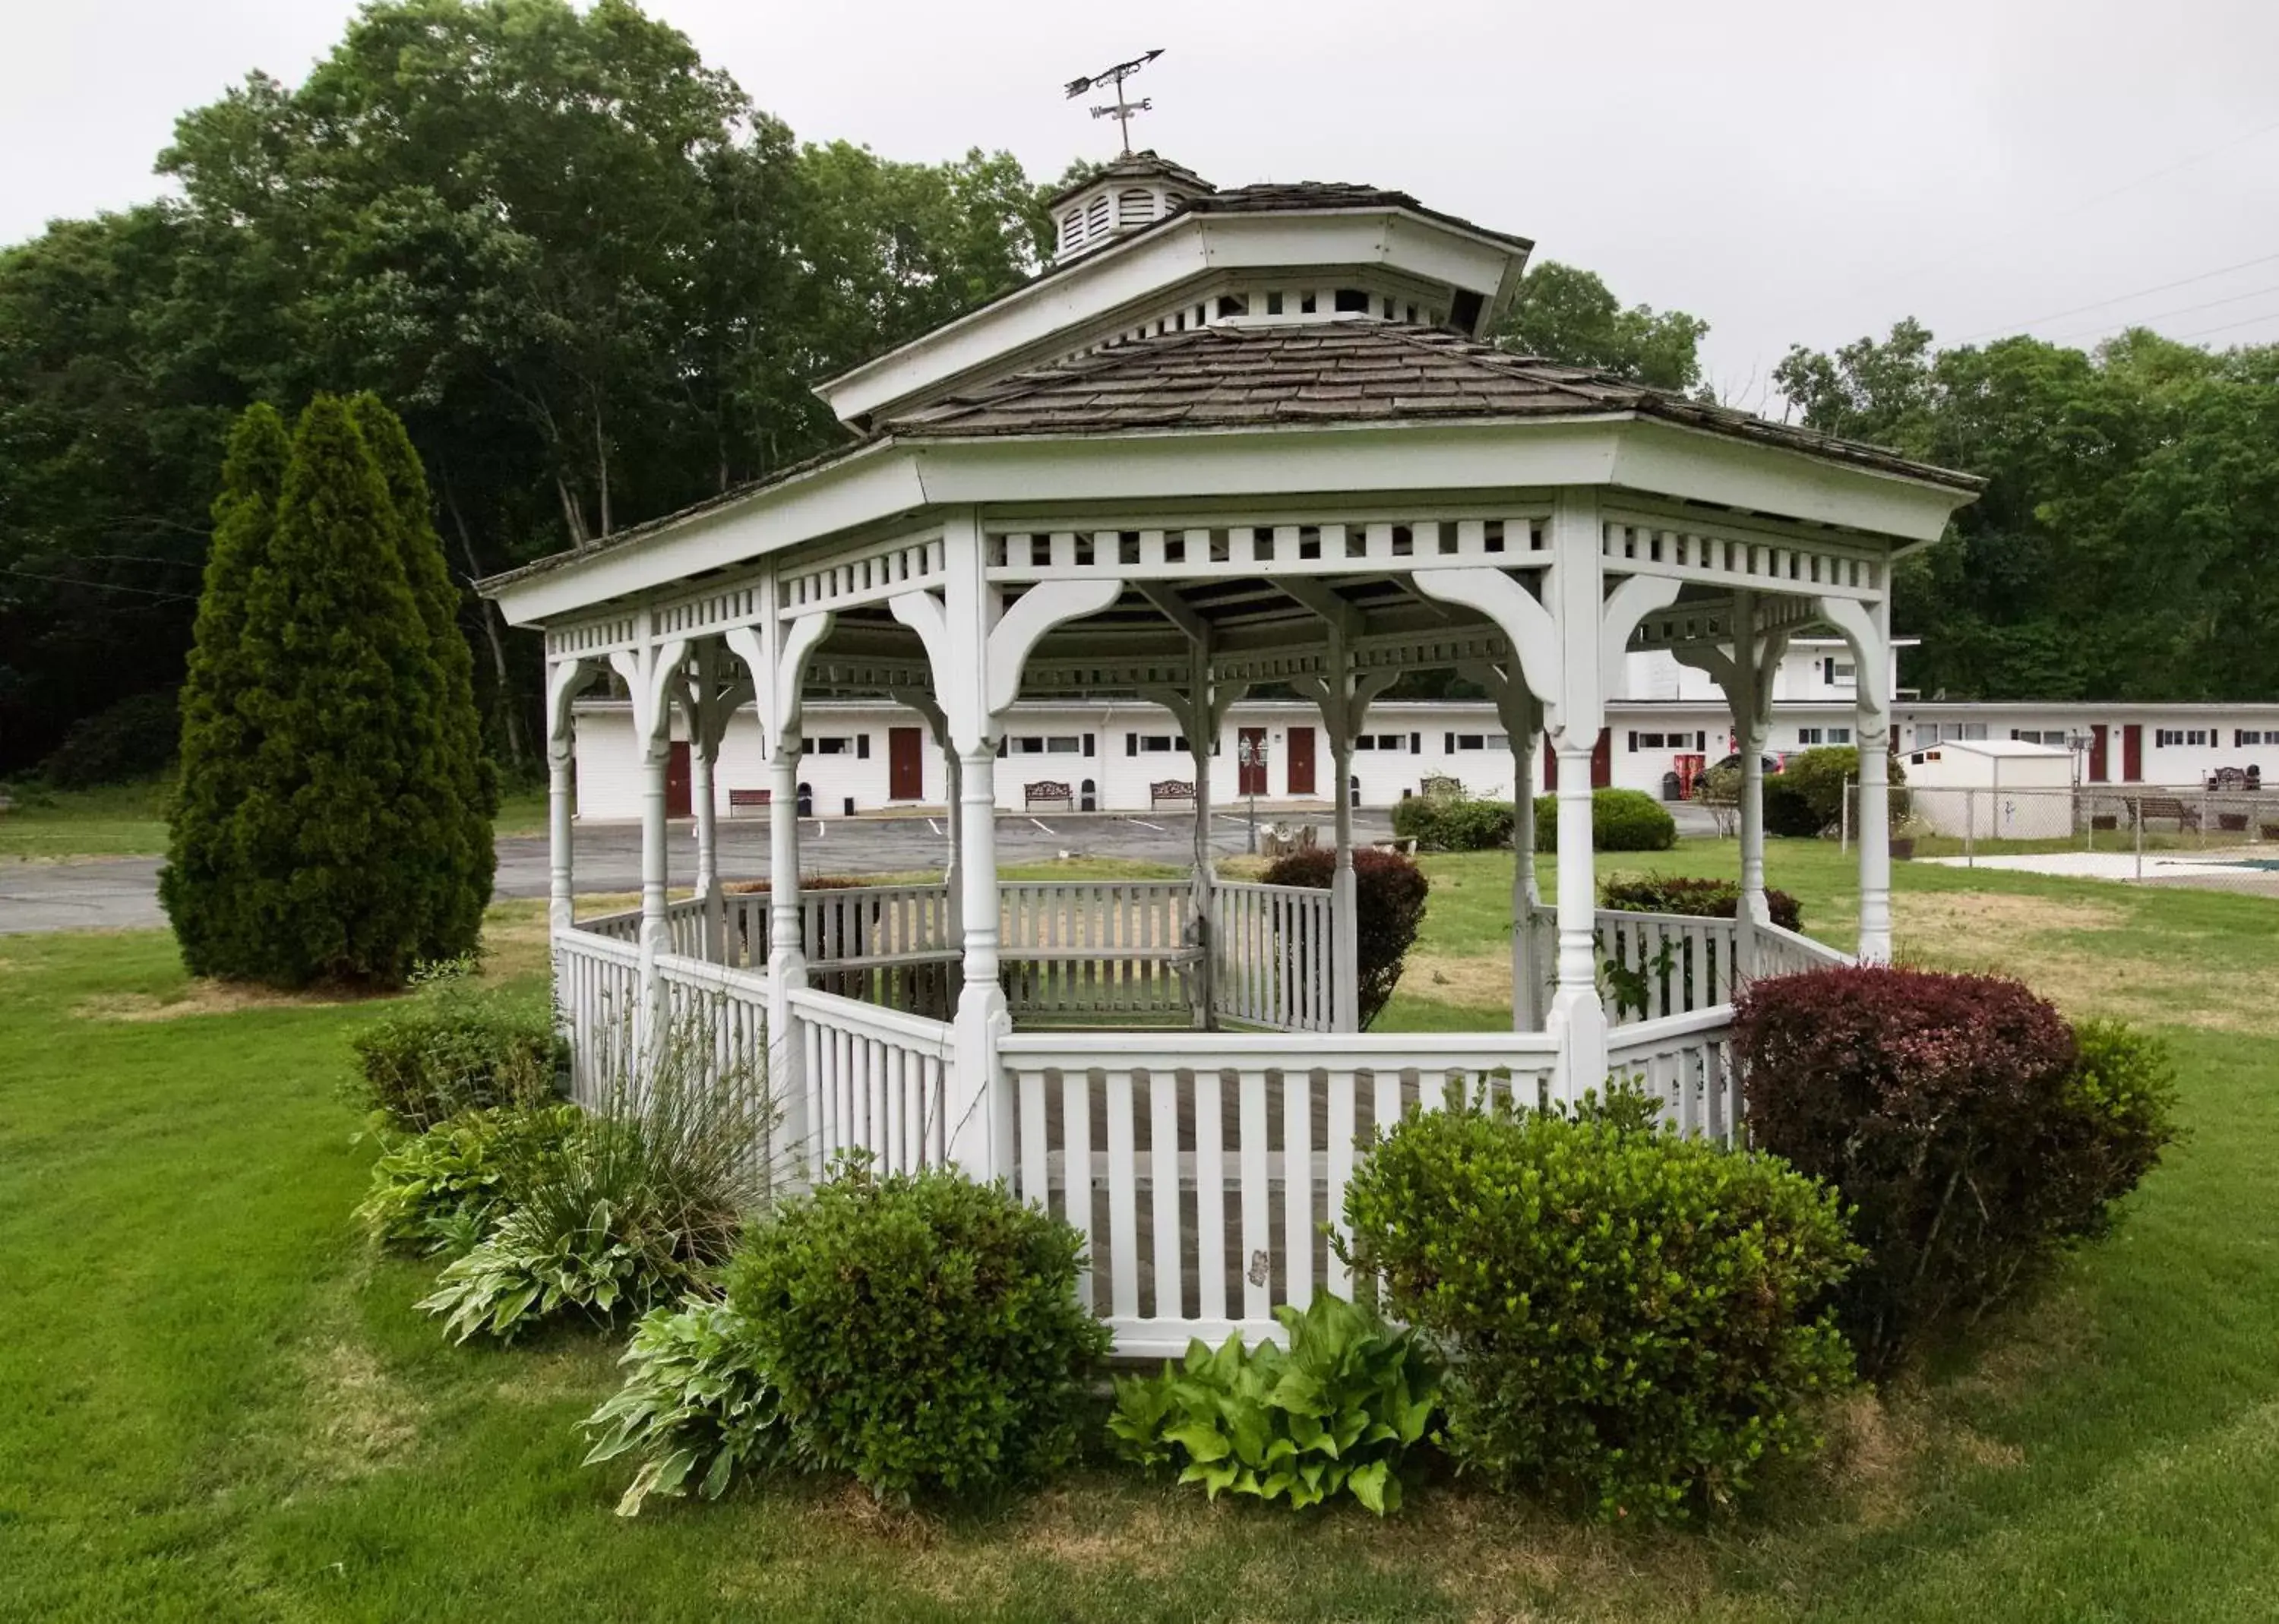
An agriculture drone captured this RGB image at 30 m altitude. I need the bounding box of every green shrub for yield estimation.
[1341,1096,1860,1522]
[1733,967,2164,1377]
[418,1016,780,1342]
[1259,847,1430,1029]
[2057,1020,2183,1237]
[582,1297,792,1516]
[1532,788,1678,853]
[1601,873,1803,933]
[349,975,563,1132]
[356,1104,585,1255]
[1762,747,1908,839]
[1390,796,1514,851]
[728,1162,1111,1502]
[159,394,488,988]
[38,690,180,788]
[1108,1291,1440,1514]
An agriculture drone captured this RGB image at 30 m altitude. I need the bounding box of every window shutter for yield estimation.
[1126,732,1137,757]
[1410,732,1421,755]
[1083,733,1095,757]
[856,734,870,760]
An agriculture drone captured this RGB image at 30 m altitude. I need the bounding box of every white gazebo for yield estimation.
[485,156,1980,1355]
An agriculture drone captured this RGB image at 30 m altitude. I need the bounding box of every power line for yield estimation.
[1859,113,2279,299]
[1953,249,2279,343]
[2044,278,2279,344]
[2167,305,2279,345]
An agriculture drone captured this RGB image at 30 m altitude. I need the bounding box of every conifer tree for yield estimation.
[160,403,290,975]
[350,393,499,960]
[170,395,459,987]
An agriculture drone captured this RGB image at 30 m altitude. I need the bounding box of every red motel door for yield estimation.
[1285,726,1317,796]
[2122,724,2143,783]
[2088,724,2109,783]
[665,741,692,818]
[1590,728,1612,788]
[887,726,925,800]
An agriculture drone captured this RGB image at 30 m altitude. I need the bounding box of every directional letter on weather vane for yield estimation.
[1063,49,1165,157]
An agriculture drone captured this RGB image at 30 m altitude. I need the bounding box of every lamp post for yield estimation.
[1239,735,1267,854]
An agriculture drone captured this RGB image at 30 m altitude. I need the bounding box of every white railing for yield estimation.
[1210,880,1335,1032]
[1753,920,1851,980]
[577,906,644,946]
[1605,1006,1742,1144]
[1597,908,1740,1025]
[1000,1029,1561,1357]
[790,985,956,1178]
[999,880,1196,1021]
[718,882,955,972]
[553,927,641,1105]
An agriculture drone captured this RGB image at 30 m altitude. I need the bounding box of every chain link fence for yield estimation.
[1841,781,2279,896]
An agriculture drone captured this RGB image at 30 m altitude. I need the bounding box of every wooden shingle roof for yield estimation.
[886,323,1981,490]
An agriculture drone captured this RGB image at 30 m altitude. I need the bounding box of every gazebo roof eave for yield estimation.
[487,412,1971,632]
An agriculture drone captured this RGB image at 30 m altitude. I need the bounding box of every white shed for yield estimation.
[1902,738,2074,839]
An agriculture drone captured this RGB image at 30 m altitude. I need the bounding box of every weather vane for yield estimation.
[1064,49,1164,158]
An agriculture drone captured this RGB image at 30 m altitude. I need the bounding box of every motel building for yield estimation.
[569,636,2279,818]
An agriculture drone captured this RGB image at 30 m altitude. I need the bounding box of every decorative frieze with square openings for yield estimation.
[1600,513,1882,599]
[778,530,946,617]
[985,515,1550,583]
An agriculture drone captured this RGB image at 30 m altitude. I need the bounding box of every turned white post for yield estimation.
[1546,491,1610,1104]
[1510,725,1542,1030]
[1817,593,1895,965]
[1187,645,1217,1030]
[953,739,1009,1172]
[548,734,576,934]
[542,654,589,938]
[635,715,671,1053]
[764,726,809,1161]
[689,676,722,962]
[941,741,963,948]
[1330,726,1360,1033]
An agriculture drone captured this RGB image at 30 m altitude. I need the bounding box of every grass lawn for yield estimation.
[3,776,556,859]
[5,841,2277,1620]
[0,777,176,860]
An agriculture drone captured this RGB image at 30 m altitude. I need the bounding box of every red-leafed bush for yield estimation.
[1600,873,1803,933]
[1734,965,2159,1376]
[1260,847,1429,1029]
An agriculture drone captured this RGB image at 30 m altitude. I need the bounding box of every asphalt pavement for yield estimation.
[1,808,1396,935]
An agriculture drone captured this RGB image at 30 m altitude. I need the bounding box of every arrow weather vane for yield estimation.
[1064,49,1164,157]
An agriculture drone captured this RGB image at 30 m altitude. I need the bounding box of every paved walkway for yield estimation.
[0,809,1400,936]
[1918,847,2279,895]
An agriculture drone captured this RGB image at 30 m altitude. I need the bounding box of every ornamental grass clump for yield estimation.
[1735,967,2179,1376]
[415,1006,782,1342]
[727,1161,1111,1503]
[1341,1093,1860,1523]
[1109,1291,1441,1514]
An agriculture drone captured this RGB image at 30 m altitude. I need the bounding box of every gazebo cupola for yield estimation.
[1048,151,1214,262]
[814,158,1535,431]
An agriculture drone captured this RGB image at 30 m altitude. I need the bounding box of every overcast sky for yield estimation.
[8,0,2278,403]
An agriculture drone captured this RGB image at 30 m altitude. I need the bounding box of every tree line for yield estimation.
[3,0,2271,779]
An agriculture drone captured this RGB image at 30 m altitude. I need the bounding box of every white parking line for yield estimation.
[1122,817,1166,832]
[1029,817,1056,834]
[926,819,942,836]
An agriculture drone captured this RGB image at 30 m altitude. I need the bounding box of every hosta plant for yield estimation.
[1108,1291,1440,1515]
[356,1104,585,1255]
[417,1194,714,1343]
[583,1297,791,1516]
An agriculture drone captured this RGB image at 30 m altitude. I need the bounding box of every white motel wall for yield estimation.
[569,637,2279,820]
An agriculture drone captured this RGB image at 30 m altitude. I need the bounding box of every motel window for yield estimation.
[802,735,865,757]
[2156,728,2211,747]
[1628,731,1708,751]
[1126,733,1187,754]
[2011,728,2066,745]
[1444,732,1488,751]
[1487,733,1510,750]
[1797,728,1825,746]
[2238,730,2279,746]
[1921,722,1988,744]
[1354,734,1408,753]
[1821,658,1857,684]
